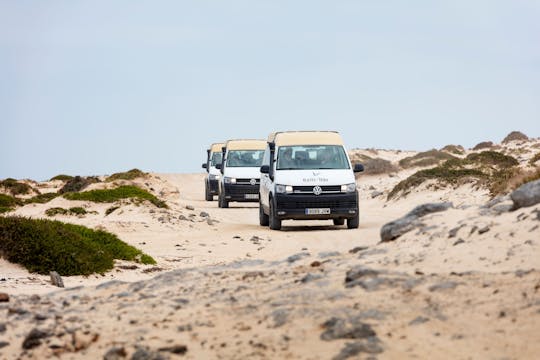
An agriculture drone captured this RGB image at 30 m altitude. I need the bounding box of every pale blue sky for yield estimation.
[1,1,539,180]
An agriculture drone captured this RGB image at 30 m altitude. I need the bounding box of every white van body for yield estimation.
[218,139,266,208]
[259,131,363,230]
[202,142,224,201]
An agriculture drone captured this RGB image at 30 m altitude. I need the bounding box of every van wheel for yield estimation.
[259,201,269,226]
[347,213,359,229]
[269,201,281,230]
[205,182,213,201]
[333,219,345,226]
[218,193,229,208]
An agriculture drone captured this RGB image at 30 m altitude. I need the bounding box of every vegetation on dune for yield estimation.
[0,194,22,213]
[440,144,465,155]
[473,141,494,151]
[0,178,33,196]
[388,151,520,200]
[398,150,458,169]
[0,216,155,276]
[50,174,74,181]
[105,206,120,216]
[25,192,61,204]
[45,207,92,217]
[502,131,528,144]
[63,185,167,208]
[529,152,540,166]
[349,153,398,175]
[59,176,100,194]
[106,169,146,182]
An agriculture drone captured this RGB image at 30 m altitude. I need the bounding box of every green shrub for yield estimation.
[50,174,74,181]
[0,178,32,195]
[398,150,457,169]
[473,141,493,151]
[45,207,68,216]
[69,207,87,215]
[105,206,120,216]
[502,131,528,144]
[440,144,465,155]
[0,194,21,213]
[388,151,520,200]
[63,185,167,208]
[0,216,156,276]
[25,192,61,204]
[106,169,146,182]
[59,176,100,194]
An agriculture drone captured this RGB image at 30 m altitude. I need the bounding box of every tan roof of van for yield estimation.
[225,139,266,151]
[268,131,344,146]
[210,143,225,152]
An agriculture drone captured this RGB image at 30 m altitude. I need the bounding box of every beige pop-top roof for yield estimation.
[210,143,225,152]
[269,131,344,146]
[225,139,266,151]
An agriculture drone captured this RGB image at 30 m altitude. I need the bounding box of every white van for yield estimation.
[259,131,364,230]
[202,142,224,201]
[216,139,266,208]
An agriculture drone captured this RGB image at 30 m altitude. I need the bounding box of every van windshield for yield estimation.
[277,145,350,170]
[227,150,264,167]
[210,152,222,166]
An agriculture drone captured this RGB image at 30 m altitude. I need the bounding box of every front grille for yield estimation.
[236,178,260,185]
[292,185,341,193]
[226,184,259,195]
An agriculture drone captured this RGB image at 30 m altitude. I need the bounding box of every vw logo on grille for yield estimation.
[313,185,322,195]
[250,178,257,186]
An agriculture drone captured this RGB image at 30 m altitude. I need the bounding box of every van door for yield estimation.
[260,145,271,210]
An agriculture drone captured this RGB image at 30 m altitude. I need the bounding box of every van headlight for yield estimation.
[224,177,236,184]
[276,184,293,193]
[341,183,356,193]
[209,174,220,180]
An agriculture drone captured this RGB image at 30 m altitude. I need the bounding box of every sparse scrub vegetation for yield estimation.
[529,152,540,166]
[398,150,457,169]
[105,206,120,216]
[349,153,398,175]
[0,194,21,213]
[0,216,155,276]
[50,174,74,181]
[0,178,33,196]
[59,176,100,194]
[45,207,68,216]
[388,151,520,199]
[473,141,493,151]
[106,169,146,182]
[25,192,61,204]
[63,185,167,208]
[45,207,94,217]
[440,144,465,155]
[502,131,528,144]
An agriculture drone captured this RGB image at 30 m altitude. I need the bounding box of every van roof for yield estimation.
[268,131,344,146]
[210,143,225,152]
[225,139,266,151]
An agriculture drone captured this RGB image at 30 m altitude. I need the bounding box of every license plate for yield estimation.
[305,208,331,215]
[245,194,259,199]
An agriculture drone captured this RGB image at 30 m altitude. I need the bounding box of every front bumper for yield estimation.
[274,191,358,220]
[223,183,260,202]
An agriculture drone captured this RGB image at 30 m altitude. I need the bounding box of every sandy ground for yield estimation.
[1,140,540,359]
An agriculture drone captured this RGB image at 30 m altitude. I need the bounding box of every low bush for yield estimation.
[502,131,528,144]
[45,207,94,217]
[473,141,493,151]
[59,176,100,194]
[105,206,120,216]
[45,207,68,216]
[106,169,146,182]
[50,174,74,181]
[63,185,167,208]
[398,150,457,169]
[388,151,520,199]
[0,216,156,276]
[25,192,61,204]
[0,194,21,213]
[362,158,399,175]
[0,178,33,196]
[440,144,465,155]
[529,152,540,166]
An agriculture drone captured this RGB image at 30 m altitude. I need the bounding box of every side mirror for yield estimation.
[202,163,208,169]
[215,164,222,170]
[260,165,269,174]
[353,163,364,173]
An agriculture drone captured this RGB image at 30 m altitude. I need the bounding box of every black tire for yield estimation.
[259,200,269,226]
[347,212,359,229]
[269,200,282,230]
[333,218,345,226]
[205,182,213,201]
[218,191,229,208]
